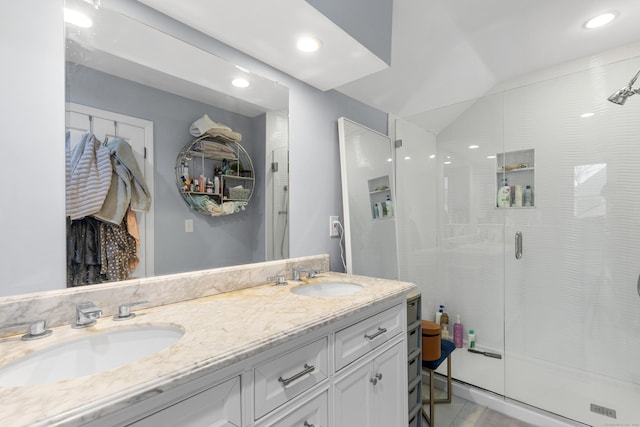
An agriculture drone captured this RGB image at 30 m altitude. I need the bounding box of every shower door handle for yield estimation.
[515,232,523,260]
[637,274,640,297]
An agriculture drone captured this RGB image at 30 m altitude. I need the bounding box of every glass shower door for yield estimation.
[502,57,640,426]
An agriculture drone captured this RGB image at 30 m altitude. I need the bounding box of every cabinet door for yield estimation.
[372,342,405,427]
[129,376,241,427]
[334,362,375,427]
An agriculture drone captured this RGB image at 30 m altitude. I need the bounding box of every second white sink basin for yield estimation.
[291,282,363,297]
[0,325,184,387]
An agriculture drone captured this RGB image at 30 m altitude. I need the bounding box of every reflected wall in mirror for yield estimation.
[338,117,398,279]
[63,0,289,289]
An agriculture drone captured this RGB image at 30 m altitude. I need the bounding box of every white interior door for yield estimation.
[65,103,154,278]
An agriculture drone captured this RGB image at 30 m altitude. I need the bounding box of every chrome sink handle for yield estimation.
[113,301,150,321]
[292,267,320,281]
[0,320,52,341]
[73,302,103,328]
[267,275,288,286]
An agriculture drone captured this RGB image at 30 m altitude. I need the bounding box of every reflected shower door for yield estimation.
[270,146,289,260]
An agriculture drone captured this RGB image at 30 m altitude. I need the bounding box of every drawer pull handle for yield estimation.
[303,422,315,427]
[370,377,378,385]
[278,363,315,386]
[364,327,387,341]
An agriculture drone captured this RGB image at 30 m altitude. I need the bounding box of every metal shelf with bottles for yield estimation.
[175,135,255,216]
[368,175,394,220]
[496,148,535,208]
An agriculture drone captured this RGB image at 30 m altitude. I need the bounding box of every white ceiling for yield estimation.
[337,0,640,118]
[137,0,640,121]
[77,0,640,122]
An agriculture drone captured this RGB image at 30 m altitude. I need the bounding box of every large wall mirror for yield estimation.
[338,117,398,279]
[56,0,288,293]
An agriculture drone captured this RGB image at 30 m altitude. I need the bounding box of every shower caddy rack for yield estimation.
[175,135,254,217]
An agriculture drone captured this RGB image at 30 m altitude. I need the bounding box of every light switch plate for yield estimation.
[185,219,193,233]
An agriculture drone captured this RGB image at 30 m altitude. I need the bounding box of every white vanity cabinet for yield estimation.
[85,298,407,427]
[334,341,405,427]
[334,303,406,427]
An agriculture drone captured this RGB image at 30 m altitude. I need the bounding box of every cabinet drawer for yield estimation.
[406,293,421,326]
[255,337,328,419]
[407,322,421,355]
[408,350,421,383]
[268,391,328,427]
[408,403,422,427]
[335,304,403,371]
[129,376,241,427]
[408,377,421,410]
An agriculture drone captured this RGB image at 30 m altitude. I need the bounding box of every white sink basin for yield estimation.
[0,325,184,387]
[291,282,363,297]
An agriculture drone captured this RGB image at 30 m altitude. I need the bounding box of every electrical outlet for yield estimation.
[185,219,193,233]
[329,216,340,237]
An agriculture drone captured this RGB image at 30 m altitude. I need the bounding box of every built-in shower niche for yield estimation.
[368,175,394,219]
[496,149,535,208]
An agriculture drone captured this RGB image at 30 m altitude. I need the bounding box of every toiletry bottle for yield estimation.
[435,305,444,324]
[440,311,449,339]
[497,179,511,207]
[514,185,523,208]
[453,315,463,348]
[385,195,393,217]
[468,329,476,348]
[523,185,532,206]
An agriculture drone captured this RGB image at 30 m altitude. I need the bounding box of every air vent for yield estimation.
[590,403,616,419]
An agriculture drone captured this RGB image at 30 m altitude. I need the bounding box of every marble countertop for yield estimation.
[0,272,415,426]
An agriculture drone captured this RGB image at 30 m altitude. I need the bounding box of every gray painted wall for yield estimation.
[66,64,266,274]
[305,0,393,65]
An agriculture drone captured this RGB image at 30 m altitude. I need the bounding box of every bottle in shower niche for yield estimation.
[453,315,463,348]
[523,185,532,207]
[385,194,393,217]
[497,179,511,207]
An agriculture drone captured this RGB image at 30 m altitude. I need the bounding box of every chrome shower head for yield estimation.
[608,69,640,105]
[608,87,637,105]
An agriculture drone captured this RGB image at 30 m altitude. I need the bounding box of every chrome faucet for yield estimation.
[73,302,103,328]
[292,267,319,281]
[267,275,288,285]
[113,301,149,321]
[0,320,52,341]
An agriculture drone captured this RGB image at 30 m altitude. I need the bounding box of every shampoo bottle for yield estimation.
[453,315,463,348]
[468,329,476,348]
[523,185,532,206]
[435,305,444,324]
[497,179,511,207]
[385,194,393,217]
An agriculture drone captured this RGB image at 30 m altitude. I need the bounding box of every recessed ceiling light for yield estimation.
[296,37,322,53]
[404,156,411,160]
[232,78,250,88]
[584,12,616,29]
[429,154,436,159]
[444,161,452,165]
[487,155,496,159]
[580,112,595,118]
[64,8,93,28]
[387,158,392,162]
[468,145,479,149]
